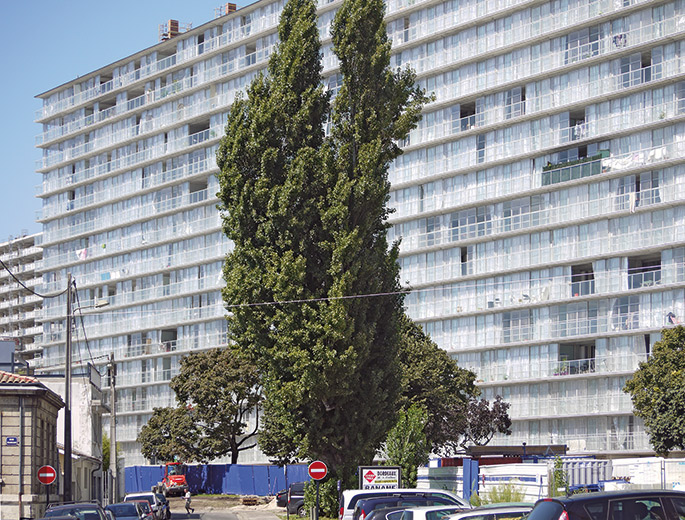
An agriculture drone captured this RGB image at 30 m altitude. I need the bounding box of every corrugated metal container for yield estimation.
[562,458,612,487]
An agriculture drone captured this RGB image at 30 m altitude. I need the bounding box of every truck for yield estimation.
[154,461,189,497]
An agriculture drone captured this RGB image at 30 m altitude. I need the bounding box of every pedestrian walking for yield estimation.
[184,490,194,515]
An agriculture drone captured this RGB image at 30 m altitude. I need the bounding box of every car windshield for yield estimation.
[125,496,153,507]
[44,506,103,519]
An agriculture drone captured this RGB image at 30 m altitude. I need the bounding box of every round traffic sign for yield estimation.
[38,465,57,485]
[308,460,328,480]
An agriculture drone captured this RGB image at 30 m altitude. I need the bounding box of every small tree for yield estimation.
[397,316,478,454]
[624,325,685,455]
[171,347,262,464]
[137,406,204,463]
[462,395,512,447]
[384,404,431,487]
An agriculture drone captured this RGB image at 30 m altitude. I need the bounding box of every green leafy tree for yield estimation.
[384,404,430,487]
[624,325,685,455]
[216,0,428,492]
[397,316,479,454]
[137,406,204,463]
[170,347,262,464]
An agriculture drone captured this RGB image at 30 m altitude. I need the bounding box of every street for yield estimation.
[170,507,282,520]
[171,512,238,520]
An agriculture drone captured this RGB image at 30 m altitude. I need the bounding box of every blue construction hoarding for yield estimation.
[125,464,310,495]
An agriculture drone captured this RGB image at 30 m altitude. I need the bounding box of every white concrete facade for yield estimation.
[34,0,685,466]
[0,232,43,366]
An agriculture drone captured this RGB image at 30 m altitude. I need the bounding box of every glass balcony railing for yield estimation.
[36,13,282,122]
[466,352,647,384]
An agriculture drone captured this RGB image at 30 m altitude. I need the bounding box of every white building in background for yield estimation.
[34,0,685,466]
[0,232,44,367]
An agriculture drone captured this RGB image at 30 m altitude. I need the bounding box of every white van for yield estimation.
[339,489,470,520]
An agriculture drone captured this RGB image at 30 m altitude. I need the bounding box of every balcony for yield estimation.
[542,150,609,186]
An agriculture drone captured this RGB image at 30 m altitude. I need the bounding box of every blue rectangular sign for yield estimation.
[6,437,18,446]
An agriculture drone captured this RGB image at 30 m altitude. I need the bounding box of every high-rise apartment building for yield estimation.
[0,232,44,367]
[35,0,685,465]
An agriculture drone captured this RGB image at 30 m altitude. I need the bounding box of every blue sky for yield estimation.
[0,0,247,242]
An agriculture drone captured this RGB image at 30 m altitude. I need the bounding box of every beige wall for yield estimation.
[0,386,62,520]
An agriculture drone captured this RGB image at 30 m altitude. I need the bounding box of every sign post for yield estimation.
[308,461,328,520]
[38,465,57,508]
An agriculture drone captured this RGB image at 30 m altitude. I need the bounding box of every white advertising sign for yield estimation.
[358,466,402,489]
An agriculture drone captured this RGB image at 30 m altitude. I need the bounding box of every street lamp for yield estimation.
[64,273,108,502]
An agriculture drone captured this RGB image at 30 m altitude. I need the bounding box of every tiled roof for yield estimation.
[0,370,39,384]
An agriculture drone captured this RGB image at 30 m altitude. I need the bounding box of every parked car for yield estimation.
[397,504,471,520]
[105,502,147,520]
[276,488,289,508]
[354,494,465,520]
[527,490,685,520]
[340,489,470,520]
[287,481,307,517]
[446,503,534,520]
[154,493,171,520]
[124,492,164,520]
[128,500,155,520]
[366,505,419,520]
[42,502,108,520]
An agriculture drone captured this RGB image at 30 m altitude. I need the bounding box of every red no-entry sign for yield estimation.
[38,465,57,485]
[308,460,328,480]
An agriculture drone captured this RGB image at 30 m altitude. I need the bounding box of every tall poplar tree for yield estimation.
[217,0,428,484]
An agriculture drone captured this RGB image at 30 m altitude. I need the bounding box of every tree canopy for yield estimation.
[137,406,204,463]
[137,347,261,464]
[171,347,262,464]
[216,0,428,484]
[397,316,511,454]
[624,325,685,456]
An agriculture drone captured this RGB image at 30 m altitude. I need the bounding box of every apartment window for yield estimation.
[557,340,596,375]
[189,180,208,204]
[565,26,599,64]
[198,34,205,55]
[460,102,476,131]
[628,254,661,289]
[476,134,486,163]
[612,296,640,331]
[161,329,177,352]
[460,246,474,276]
[571,264,595,296]
[245,43,257,66]
[505,87,525,119]
[503,197,530,232]
[640,171,661,206]
[677,82,685,113]
[425,217,438,247]
[502,310,532,343]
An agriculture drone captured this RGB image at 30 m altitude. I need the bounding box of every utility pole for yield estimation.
[64,273,73,502]
[108,352,118,503]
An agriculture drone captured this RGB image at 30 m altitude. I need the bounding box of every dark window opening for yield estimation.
[572,264,595,296]
[628,254,661,289]
[460,102,476,131]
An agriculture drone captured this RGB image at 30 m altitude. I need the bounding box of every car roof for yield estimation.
[449,505,533,520]
[359,495,449,506]
[402,505,469,512]
[538,489,685,505]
